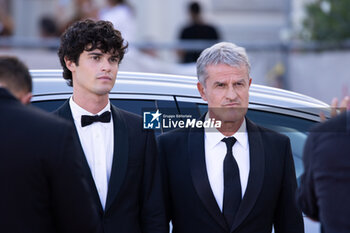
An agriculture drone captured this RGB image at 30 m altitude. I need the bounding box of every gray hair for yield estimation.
[196,42,251,85]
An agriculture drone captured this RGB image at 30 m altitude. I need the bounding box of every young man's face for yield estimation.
[66,49,120,97]
[197,63,252,124]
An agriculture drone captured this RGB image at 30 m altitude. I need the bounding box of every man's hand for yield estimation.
[320,96,350,121]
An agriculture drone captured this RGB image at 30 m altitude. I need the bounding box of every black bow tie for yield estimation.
[81,111,111,127]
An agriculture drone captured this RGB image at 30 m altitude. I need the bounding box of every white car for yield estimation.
[31,70,328,233]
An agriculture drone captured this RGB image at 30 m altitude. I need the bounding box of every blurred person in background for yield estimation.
[178,1,220,63]
[297,96,349,233]
[320,96,350,122]
[296,109,350,233]
[0,2,14,36]
[0,56,32,104]
[98,0,136,44]
[0,56,101,233]
[39,16,59,38]
[56,0,98,34]
[38,15,60,50]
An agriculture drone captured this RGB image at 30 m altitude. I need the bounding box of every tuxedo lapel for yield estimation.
[105,105,129,212]
[230,118,265,232]
[189,126,229,232]
[54,100,103,213]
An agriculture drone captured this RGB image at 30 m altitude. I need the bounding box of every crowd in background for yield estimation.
[1,0,220,64]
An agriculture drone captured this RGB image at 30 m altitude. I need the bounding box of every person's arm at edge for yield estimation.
[296,131,319,222]
[140,130,169,233]
[274,138,304,233]
[156,134,172,226]
[50,122,102,233]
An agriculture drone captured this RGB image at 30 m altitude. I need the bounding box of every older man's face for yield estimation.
[197,63,251,124]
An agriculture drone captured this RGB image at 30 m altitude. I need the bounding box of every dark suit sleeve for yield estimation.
[49,123,101,233]
[274,138,304,233]
[157,135,172,224]
[296,132,319,221]
[140,130,169,233]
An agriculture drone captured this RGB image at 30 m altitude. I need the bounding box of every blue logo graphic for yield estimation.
[143,110,162,129]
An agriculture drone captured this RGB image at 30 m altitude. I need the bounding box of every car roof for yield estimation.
[30,69,330,120]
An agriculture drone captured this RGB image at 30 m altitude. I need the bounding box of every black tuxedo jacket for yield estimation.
[0,88,101,233]
[54,100,167,233]
[158,118,304,233]
[297,111,350,233]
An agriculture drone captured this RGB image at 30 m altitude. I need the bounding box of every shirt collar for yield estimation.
[204,113,249,150]
[69,96,111,127]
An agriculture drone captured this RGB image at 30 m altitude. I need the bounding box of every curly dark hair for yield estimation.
[58,19,128,86]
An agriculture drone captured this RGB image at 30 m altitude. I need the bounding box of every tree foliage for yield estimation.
[303,0,350,42]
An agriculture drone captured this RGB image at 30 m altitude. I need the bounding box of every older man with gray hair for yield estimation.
[158,42,304,233]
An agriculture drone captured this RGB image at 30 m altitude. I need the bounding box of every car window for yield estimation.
[32,98,180,135]
[33,99,158,115]
[176,101,201,119]
[31,100,65,112]
[247,109,315,184]
[156,100,180,133]
[190,103,316,184]
[32,98,316,184]
[111,99,156,115]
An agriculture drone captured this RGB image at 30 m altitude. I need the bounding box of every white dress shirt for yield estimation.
[69,97,114,210]
[204,116,250,212]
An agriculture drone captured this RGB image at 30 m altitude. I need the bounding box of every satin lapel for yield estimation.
[189,126,229,232]
[230,118,265,232]
[105,105,129,212]
[54,100,104,213]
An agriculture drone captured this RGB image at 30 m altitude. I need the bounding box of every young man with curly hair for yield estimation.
[55,19,167,233]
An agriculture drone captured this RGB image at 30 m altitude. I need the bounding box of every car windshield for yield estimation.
[31,97,316,185]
